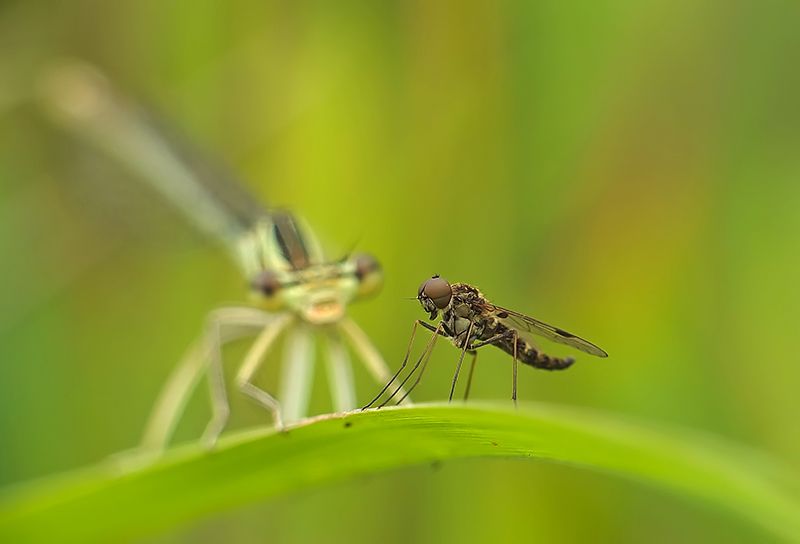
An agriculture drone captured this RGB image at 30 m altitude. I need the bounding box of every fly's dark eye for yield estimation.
[422,276,452,309]
[353,253,382,298]
[251,270,282,297]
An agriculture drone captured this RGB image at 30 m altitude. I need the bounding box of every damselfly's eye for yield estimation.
[250,270,284,310]
[353,253,382,298]
[422,276,452,309]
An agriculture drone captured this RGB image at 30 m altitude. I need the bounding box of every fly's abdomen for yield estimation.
[496,336,575,371]
[521,350,575,371]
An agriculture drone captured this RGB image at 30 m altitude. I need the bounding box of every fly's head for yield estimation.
[417,275,452,320]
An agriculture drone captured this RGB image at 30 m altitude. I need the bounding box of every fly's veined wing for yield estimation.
[491,305,608,357]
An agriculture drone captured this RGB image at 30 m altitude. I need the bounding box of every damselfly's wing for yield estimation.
[490,305,608,357]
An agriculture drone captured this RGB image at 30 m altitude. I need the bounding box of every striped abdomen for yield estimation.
[494,333,575,371]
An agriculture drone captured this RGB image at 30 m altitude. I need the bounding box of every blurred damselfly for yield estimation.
[40,62,406,452]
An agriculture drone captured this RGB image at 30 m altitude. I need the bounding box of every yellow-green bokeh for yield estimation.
[1,1,798,542]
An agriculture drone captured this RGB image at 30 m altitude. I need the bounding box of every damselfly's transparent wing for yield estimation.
[490,305,608,357]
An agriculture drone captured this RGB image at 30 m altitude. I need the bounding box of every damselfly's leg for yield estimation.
[234,313,294,431]
[448,322,474,402]
[462,351,478,401]
[338,318,413,407]
[141,307,273,453]
[324,330,356,412]
[201,320,229,449]
[379,322,443,408]
[362,319,436,409]
[279,324,315,424]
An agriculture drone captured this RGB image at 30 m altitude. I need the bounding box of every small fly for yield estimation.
[364,275,608,408]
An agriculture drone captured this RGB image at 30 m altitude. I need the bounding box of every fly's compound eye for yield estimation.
[250,270,284,310]
[421,275,452,309]
[353,253,383,298]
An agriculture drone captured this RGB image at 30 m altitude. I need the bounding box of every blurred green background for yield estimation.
[2,1,799,542]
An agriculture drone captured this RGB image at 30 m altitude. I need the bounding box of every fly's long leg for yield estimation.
[462,351,478,401]
[279,325,315,424]
[392,336,438,406]
[378,322,443,408]
[338,318,410,406]
[324,331,356,412]
[362,319,427,409]
[469,329,520,405]
[512,333,518,406]
[140,307,272,453]
[234,313,294,431]
[448,322,474,402]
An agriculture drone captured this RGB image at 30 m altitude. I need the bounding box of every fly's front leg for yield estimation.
[338,318,410,407]
[362,319,425,409]
[362,319,442,409]
[392,320,445,405]
[381,321,443,408]
[141,307,273,454]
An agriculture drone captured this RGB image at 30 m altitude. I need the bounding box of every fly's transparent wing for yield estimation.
[491,305,608,357]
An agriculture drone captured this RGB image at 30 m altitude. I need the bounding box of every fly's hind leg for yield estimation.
[469,329,519,406]
[462,350,478,401]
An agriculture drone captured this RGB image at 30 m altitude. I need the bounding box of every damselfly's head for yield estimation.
[242,214,384,324]
[417,275,452,320]
[248,250,383,325]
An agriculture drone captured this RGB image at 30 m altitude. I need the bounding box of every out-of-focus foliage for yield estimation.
[1,1,799,543]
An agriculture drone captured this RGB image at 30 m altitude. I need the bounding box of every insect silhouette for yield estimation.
[364,275,608,408]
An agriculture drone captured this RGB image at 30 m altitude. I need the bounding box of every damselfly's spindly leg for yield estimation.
[324,331,356,412]
[141,307,273,453]
[279,325,315,424]
[233,313,294,432]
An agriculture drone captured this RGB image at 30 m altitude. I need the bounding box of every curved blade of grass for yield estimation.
[1,403,798,542]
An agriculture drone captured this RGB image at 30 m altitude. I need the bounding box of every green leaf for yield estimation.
[1,403,798,542]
